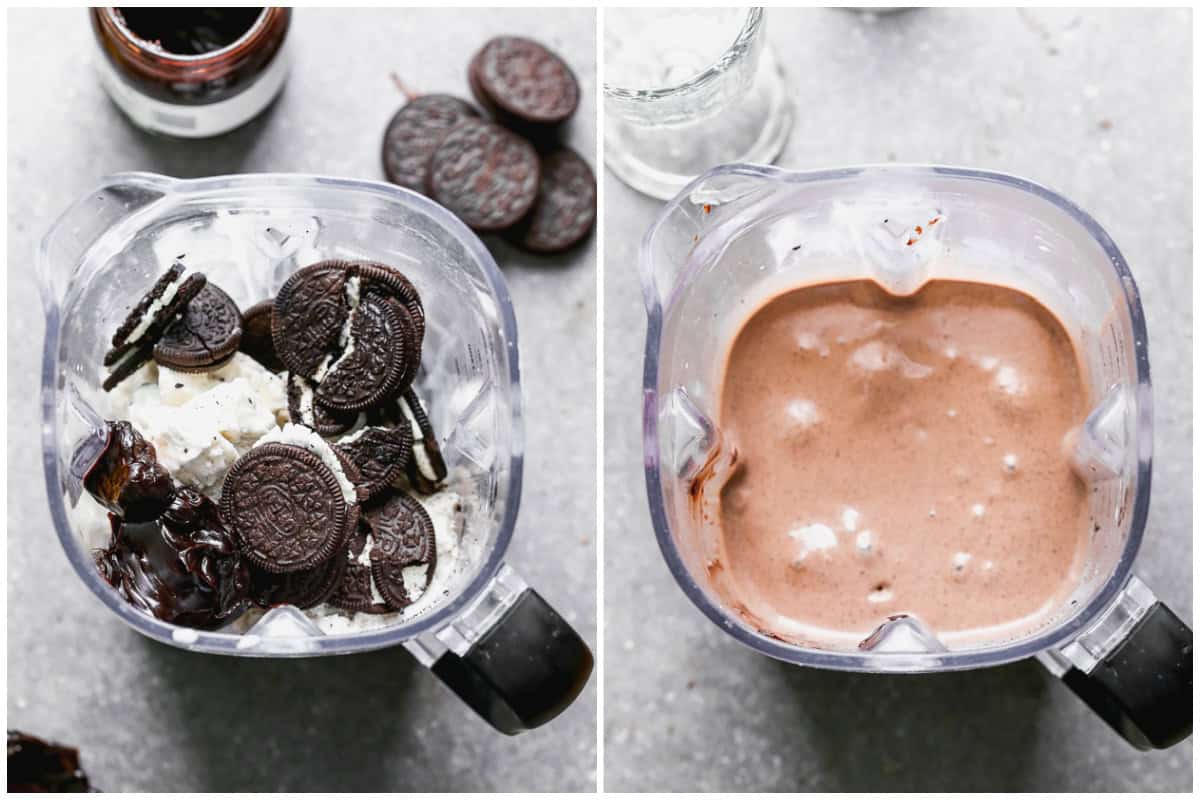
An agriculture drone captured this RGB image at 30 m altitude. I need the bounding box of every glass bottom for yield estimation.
[605,46,793,200]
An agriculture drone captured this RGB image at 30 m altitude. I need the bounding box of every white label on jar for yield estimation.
[94,40,291,138]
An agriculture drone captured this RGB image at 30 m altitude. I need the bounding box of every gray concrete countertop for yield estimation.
[7,8,595,792]
[604,8,1191,792]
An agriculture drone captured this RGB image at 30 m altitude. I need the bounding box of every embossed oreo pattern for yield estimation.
[220,444,349,573]
[381,94,480,193]
[511,148,597,254]
[471,36,579,124]
[287,374,361,436]
[428,119,540,232]
[154,282,243,371]
[272,262,351,377]
[335,426,413,501]
[316,291,413,411]
[356,262,426,349]
[366,492,437,609]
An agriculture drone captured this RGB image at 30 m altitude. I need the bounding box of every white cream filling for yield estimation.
[311,354,334,383]
[312,276,362,382]
[252,423,357,504]
[126,272,183,345]
[320,335,358,381]
[107,346,147,378]
[294,376,316,426]
[354,532,388,605]
[336,425,373,445]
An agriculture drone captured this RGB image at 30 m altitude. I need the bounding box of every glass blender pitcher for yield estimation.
[640,163,1191,750]
[40,172,592,735]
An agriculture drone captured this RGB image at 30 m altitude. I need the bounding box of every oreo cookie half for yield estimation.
[399,387,448,493]
[355,262,426,349]
[287,373,362,437]
[153,282,243,372]
[428,119,541,233]
[381,93,480,194]
[220,443,355,573]
[314,291,417,412]
[507,148,597,254]
[239,299,285,372]
[335,425,413,501]
[328,521,391,614]
[272,261,354,378]
[366,491,437,610]
[249,550,347,610]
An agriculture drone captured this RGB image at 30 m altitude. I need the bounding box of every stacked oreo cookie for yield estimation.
[382,35,596,254]
[85,258,452,628]
[101,262,243,390]
[232,259,447,614]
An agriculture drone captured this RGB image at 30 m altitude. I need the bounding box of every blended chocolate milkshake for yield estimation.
[714,279,1091,647]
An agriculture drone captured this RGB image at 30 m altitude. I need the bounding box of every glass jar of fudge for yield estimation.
[89,7,292,138]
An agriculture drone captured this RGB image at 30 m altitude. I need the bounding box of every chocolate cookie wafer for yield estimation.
[399,387,448,493]
[220,443,357,573]
[366,491,437,610]
[153,282,243,372]
[239,299,285,372]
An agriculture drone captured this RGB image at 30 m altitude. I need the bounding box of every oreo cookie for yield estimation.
[287,373,362,437]
[102,341,156,393]
[508,148,597,254]
[220,443,356,573]
[249,550,347,610]
[329,562,391,614]
[103,264,207,389]
[381,93,481,194]
[315,291,417,412]
[366,491,437,610]
[328,519,390,613]
[272,261,354,378]
[428,119,541,233]
[469,36,580,127]
[153,282,243,372]
[355,262,426,349]
[399,387,448,493]
[335,425,413,501]
[239,299,285,372]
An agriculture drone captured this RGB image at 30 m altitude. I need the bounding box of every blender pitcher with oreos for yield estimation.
[639,163,1191,750]
[40,172,591,735]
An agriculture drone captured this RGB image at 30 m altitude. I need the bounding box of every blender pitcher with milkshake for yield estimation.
[639,163,1191,750]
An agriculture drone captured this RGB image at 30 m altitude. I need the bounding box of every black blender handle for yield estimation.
[430,588,593,735]
[1061,602,1192,750]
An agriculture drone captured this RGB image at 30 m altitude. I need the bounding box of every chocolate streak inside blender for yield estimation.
[709,278,1092,649]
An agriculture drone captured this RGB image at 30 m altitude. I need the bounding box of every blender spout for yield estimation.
[858,614,948,656]
[37,173,173,311]
[638,164,786,315]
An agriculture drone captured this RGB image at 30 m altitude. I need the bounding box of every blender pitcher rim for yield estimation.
[639,161,1154,671]
[38,171,526,655]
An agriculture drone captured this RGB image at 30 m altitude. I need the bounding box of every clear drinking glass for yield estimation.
[603,7,792,200]
[640,163,1191,750]
[39,172,591,734]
